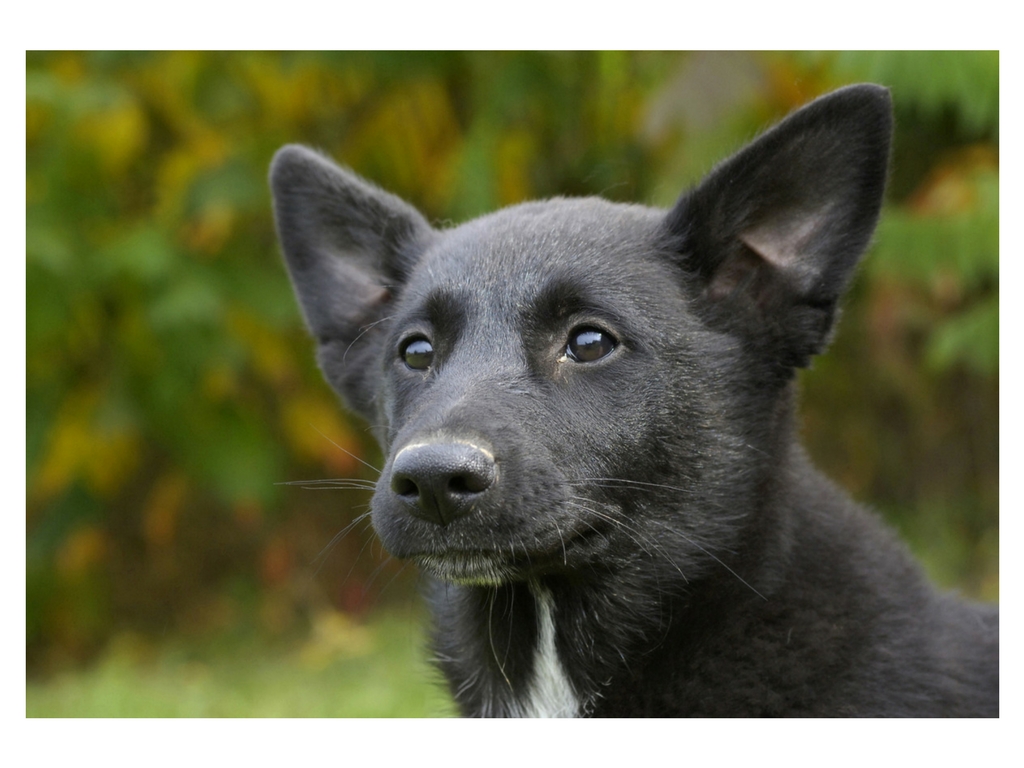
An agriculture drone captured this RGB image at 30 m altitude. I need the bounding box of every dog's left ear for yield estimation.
[665,84,892,369]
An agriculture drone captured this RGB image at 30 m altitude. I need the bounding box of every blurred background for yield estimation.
[26,51,998,717]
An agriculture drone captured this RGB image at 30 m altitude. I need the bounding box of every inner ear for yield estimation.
[705,246,772,303]
[707,206,832,303]
[739,208,830,287]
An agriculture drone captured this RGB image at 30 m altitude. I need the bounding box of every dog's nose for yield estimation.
[389,441,496,526]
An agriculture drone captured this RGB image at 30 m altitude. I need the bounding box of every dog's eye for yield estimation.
[565,327,616,363]
[402,337,434,370]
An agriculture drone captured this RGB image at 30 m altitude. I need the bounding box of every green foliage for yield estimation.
[829,51,999,135]
[26,52,998,686]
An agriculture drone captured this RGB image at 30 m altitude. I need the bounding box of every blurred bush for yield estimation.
[26,51,998,675]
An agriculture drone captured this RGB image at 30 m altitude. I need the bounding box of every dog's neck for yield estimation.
[512,583,579,717]
[429,578,585,717]
[430,565,697,717]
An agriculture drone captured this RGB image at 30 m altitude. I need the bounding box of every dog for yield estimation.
[270,84,998,716]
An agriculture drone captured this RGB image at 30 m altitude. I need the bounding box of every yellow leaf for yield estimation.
[496,130,537,205]
[75,101,149,176]
[84,429,141,498]
[201,363,237,402]
[56,526,108,577]
[227,309,294,386]
[31,387,140,504]
[31,389,101,503]
[153,133,227,225]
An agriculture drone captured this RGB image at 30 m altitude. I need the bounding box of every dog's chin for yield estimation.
[413,552,521,586]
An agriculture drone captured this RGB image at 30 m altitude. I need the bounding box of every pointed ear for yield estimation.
[664,84,892,369]
[270,145,435,417]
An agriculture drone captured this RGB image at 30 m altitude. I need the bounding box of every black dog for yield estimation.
[270,84,998,716]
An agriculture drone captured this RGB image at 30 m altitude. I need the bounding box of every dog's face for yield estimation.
[366,199,720,584]
[271,85,892,587]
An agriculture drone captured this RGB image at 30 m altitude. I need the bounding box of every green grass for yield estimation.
[27,609,457,718]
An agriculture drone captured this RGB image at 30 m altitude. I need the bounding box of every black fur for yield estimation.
[270,85,998,717]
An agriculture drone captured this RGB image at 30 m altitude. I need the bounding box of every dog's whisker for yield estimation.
[565,499,687,583]
[552,520,567,566]
[488,587,513,693]
[571,479,738,515]
[343,314,396,364]
[279,479,378,490]
[311,511,374,571]
[338,526,379,586]
[377,559,411,597]
[503,582,515,669]
[642,518,767,602]
[362,554,395,594]
[308,423,382,474]
[576,477,700,496]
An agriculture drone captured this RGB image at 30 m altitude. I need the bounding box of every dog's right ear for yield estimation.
[270,145,435,418]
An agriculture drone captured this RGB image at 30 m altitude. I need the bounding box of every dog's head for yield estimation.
[270,84,892,586]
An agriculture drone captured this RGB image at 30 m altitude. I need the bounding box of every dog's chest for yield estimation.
[513,586,578,718]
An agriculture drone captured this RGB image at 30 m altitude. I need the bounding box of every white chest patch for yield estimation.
[517,586,578,718]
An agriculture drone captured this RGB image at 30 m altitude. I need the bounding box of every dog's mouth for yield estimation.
[410,520,611,585]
